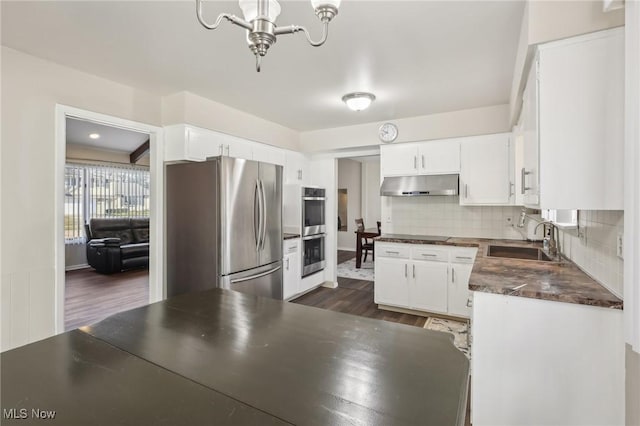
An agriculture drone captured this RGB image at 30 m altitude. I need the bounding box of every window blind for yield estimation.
[64,163,150,244]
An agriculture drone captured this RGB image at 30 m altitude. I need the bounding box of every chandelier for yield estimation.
[196,0,342,72]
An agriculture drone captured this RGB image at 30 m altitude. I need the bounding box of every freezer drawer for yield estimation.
[221,261,283,300]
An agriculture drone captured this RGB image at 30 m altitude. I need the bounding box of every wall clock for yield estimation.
[378,122,398,143]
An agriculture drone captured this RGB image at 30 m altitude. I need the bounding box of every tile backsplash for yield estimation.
[559,210,624,297]
[384,196,525,240]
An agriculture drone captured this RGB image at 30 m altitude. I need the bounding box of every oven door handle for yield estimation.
[302,197,326,201]
[302,234,326,241]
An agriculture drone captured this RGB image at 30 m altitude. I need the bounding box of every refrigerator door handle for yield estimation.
[259,179,267,251]
[254,180,262,251]
[230,265,282,284]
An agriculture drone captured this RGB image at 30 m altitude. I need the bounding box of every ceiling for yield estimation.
[66,117,149,152]
[2,1,525,131]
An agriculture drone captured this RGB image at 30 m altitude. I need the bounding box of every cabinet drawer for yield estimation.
[376,244,410,259]
[450,248,478,264]
[412,247,449,262]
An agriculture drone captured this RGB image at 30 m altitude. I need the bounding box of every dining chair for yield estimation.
[355,218,374,262]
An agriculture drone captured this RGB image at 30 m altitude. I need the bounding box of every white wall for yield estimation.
[558,211,624,298]
[299,104,510,152]
[162,91,299,151]
[384,196,524,240]
[361,158,381,233]
[1,47,163,351]
[337,159,362,251]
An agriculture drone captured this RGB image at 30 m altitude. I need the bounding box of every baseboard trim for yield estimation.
[377,304,469,321]
[337,247,356,252]
[321,281,338,289]
[65,264,90,272]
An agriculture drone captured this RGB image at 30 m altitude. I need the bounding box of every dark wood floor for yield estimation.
[65,268,149,331]
[337,249,357,264]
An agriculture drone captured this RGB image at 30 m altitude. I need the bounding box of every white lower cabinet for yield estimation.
[282,239,300,300]
[471,291,624,426]
[374,243,477,318]
[411,261,448,313]
[375,258,410,307]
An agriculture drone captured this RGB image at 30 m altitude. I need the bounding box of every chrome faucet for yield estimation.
[535,221,559,256]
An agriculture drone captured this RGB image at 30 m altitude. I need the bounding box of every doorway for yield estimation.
[335,155,381,282]
[55,106,164,333]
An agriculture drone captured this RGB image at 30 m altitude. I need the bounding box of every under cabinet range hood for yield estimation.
[380,174,459,196]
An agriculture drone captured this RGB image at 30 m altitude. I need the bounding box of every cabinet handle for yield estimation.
[421,253,437,257]
[414,156,417,169]
[219,144,223,155]
[385,250,400,254]
[412,264,415,278]
[521,168,531,194]
[455,256,472,260]
[509,181,514,197]
[286,258,289,270]
[452,267,456,283]
[464,184,469,198]
[405,264,408,277]
[421,155,425,169]
[466,296,473,308]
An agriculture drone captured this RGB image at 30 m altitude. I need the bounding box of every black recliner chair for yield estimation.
[85,218,150,274]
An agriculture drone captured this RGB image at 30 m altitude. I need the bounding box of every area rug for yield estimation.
[336,258,375,282]
[424,317,470,359]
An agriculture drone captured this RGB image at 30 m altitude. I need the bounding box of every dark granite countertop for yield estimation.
[374,234,622,309]
[2,290,470,426]
[283,233,300,240]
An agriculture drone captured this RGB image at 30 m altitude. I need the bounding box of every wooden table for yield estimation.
[2,289,469,426]
[355,228,379,268]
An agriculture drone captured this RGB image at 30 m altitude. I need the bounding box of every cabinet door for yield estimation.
[283,253,299,300]
[225,138,253,161]
[380,144,419,177]
[411,261,448,314]
[418,140,460,174]
[186,127,222,161]
[448,262,473,318]
[538,29,623,210]
[284,151,306,184]
[522,58,540,208]
[374,258,409,307]
[460,134,511,205]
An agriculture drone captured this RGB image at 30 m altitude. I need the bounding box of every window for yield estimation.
[64,163,150,243]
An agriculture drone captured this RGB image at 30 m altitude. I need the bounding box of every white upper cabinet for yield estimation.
[252,142,285,166]
[284,151,310,184]
[380,143,420,176]
[418,140,461,174]
[521,28,624,210]
[381,140,460,177]
[460,133,512,205]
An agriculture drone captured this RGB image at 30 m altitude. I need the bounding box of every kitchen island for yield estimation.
[2,289,469,425]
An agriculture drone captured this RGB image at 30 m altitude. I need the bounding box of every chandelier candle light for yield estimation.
[196,0,341,72]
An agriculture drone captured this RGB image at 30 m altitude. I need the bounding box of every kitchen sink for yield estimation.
[487,245,555,262]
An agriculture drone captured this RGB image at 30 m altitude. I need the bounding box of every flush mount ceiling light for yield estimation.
[196,0,341,72]
[89,133,100,139]
[342,92,376,111]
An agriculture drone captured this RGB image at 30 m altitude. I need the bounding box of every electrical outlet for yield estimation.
[616,233,624,259]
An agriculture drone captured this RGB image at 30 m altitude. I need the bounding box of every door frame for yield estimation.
[54,105,164,334]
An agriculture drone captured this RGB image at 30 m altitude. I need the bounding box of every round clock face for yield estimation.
[379,123,398,143]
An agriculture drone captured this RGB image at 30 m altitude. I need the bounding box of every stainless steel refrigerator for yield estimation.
[166,157,283,299]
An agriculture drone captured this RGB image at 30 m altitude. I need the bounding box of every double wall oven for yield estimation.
[302,187,326,277]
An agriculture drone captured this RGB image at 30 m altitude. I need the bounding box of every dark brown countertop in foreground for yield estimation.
[2,290,468,425]
[283,233,300,240]
[374,234,623,310]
